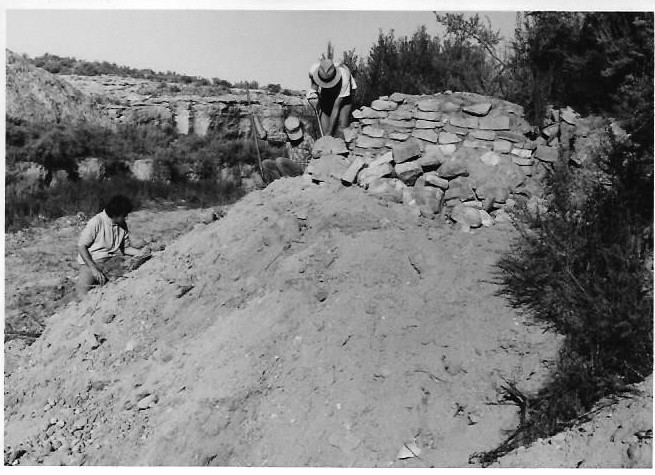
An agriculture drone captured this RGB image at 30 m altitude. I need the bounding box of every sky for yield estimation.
[5,0,646,92]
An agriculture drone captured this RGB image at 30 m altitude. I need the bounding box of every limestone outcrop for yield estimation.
[61,75,313,142]
[6,50,314,146]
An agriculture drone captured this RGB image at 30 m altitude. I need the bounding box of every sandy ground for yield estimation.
[4,206,216,342]
[3,177,652,467]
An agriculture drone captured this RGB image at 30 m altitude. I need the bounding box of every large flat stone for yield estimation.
[511,148,533,159]
[391,139,422,163]
[449,116,479,128]
[312,136,349,157]
[355,135,388,149]
[496,130,526,143]
[418,144,446,170]
[388,109,415,121]
[450,205,483,228]
[379,118,416,129]
[441,101,461,112]
[394,161,423,185]
[417,98,442,112]
[415,119,442,129]
[478,115,510,130]
[443,124,469,136]
[388,132,410,141]
[414,110,442,121]
[370,151,394,167]
[423,172,449,189]
[389,92,410,103]
[371,99,398,111]
[534,145,559,163]
[463,102,492,116]
[341,156,366,185]
[439,144,457,155]
[493,139,512,153]
[362,126,385,138]
[358,162,394,188]
[541,123,559,138]
[358,106,389,119]
[463,139,493,150]
[560,106,577,125]
[445,176,477,202]
[412,129,440,144]
[471,130,496,141]
[512,156,534,167]
[436,153,469,179]
[438,131,461,145]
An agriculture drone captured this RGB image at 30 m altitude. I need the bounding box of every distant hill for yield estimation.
[5,49,309,140]
[6,50,112,127]
[25,51,252,90]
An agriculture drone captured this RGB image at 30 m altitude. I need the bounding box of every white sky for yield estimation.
[4,0,650,91]
[4,9,511,90]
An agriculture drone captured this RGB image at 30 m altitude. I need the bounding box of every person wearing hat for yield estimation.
[307,58,357,139]
[261,116,315,182]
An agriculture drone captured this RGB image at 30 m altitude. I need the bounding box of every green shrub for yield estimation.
[5,176,245,232]
[473,135,653,466]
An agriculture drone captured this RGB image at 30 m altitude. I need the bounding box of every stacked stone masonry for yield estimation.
[307,91,584,230]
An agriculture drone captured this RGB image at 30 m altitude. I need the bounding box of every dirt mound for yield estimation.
[3,176,629,467]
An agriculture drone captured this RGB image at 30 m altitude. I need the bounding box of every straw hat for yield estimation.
[311,59,342,89]
[284,116,303,141]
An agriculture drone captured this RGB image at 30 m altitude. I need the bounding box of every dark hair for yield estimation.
[105,194,134,218]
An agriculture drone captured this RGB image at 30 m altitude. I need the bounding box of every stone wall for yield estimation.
[307,91,588,230]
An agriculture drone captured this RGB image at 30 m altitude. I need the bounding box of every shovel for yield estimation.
[307,94,324,138]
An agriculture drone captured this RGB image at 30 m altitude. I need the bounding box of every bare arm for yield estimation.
[123,246,145,257]
[78,244,107,285]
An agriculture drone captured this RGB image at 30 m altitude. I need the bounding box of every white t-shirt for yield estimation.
[309,62,357,98]
[77,210,130,264]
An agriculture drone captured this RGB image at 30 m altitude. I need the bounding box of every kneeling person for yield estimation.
[76,194,148,299]
[262,116,315,182]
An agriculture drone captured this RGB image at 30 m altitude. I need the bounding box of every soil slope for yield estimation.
[3,177,648,467]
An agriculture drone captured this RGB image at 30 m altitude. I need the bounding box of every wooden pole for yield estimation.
[246,85,264,179]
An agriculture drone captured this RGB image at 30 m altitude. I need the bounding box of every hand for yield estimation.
[305,90,318,100]
[92,267,107,285]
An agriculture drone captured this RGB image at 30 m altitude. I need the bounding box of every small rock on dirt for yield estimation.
[315,288,329,302]
[101,314,115,324]
[137,394,158,410]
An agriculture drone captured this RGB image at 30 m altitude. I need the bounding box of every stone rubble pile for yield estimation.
[306,91,583,230]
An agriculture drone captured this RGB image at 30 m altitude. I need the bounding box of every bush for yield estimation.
[265,83,282,94]
[5,176,245,232]
[473,135,653,465]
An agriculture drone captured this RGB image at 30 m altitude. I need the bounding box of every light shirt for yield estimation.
[77,210,130,264]
[309,62,357,98]
[286,135,316,170]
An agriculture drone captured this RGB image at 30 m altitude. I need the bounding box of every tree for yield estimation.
[434,13,506,96]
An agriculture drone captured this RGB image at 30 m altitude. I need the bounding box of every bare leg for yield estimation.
[336,102,352,139]
[320,111,331,138]
[275,157,304,177]
[76,266,97,299]
[261,159,282,183]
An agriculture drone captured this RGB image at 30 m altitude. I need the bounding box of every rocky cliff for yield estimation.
[6,49,314,143]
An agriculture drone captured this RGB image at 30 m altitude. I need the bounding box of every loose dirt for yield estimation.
[4,206,216,342]
[3,177,651,467]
